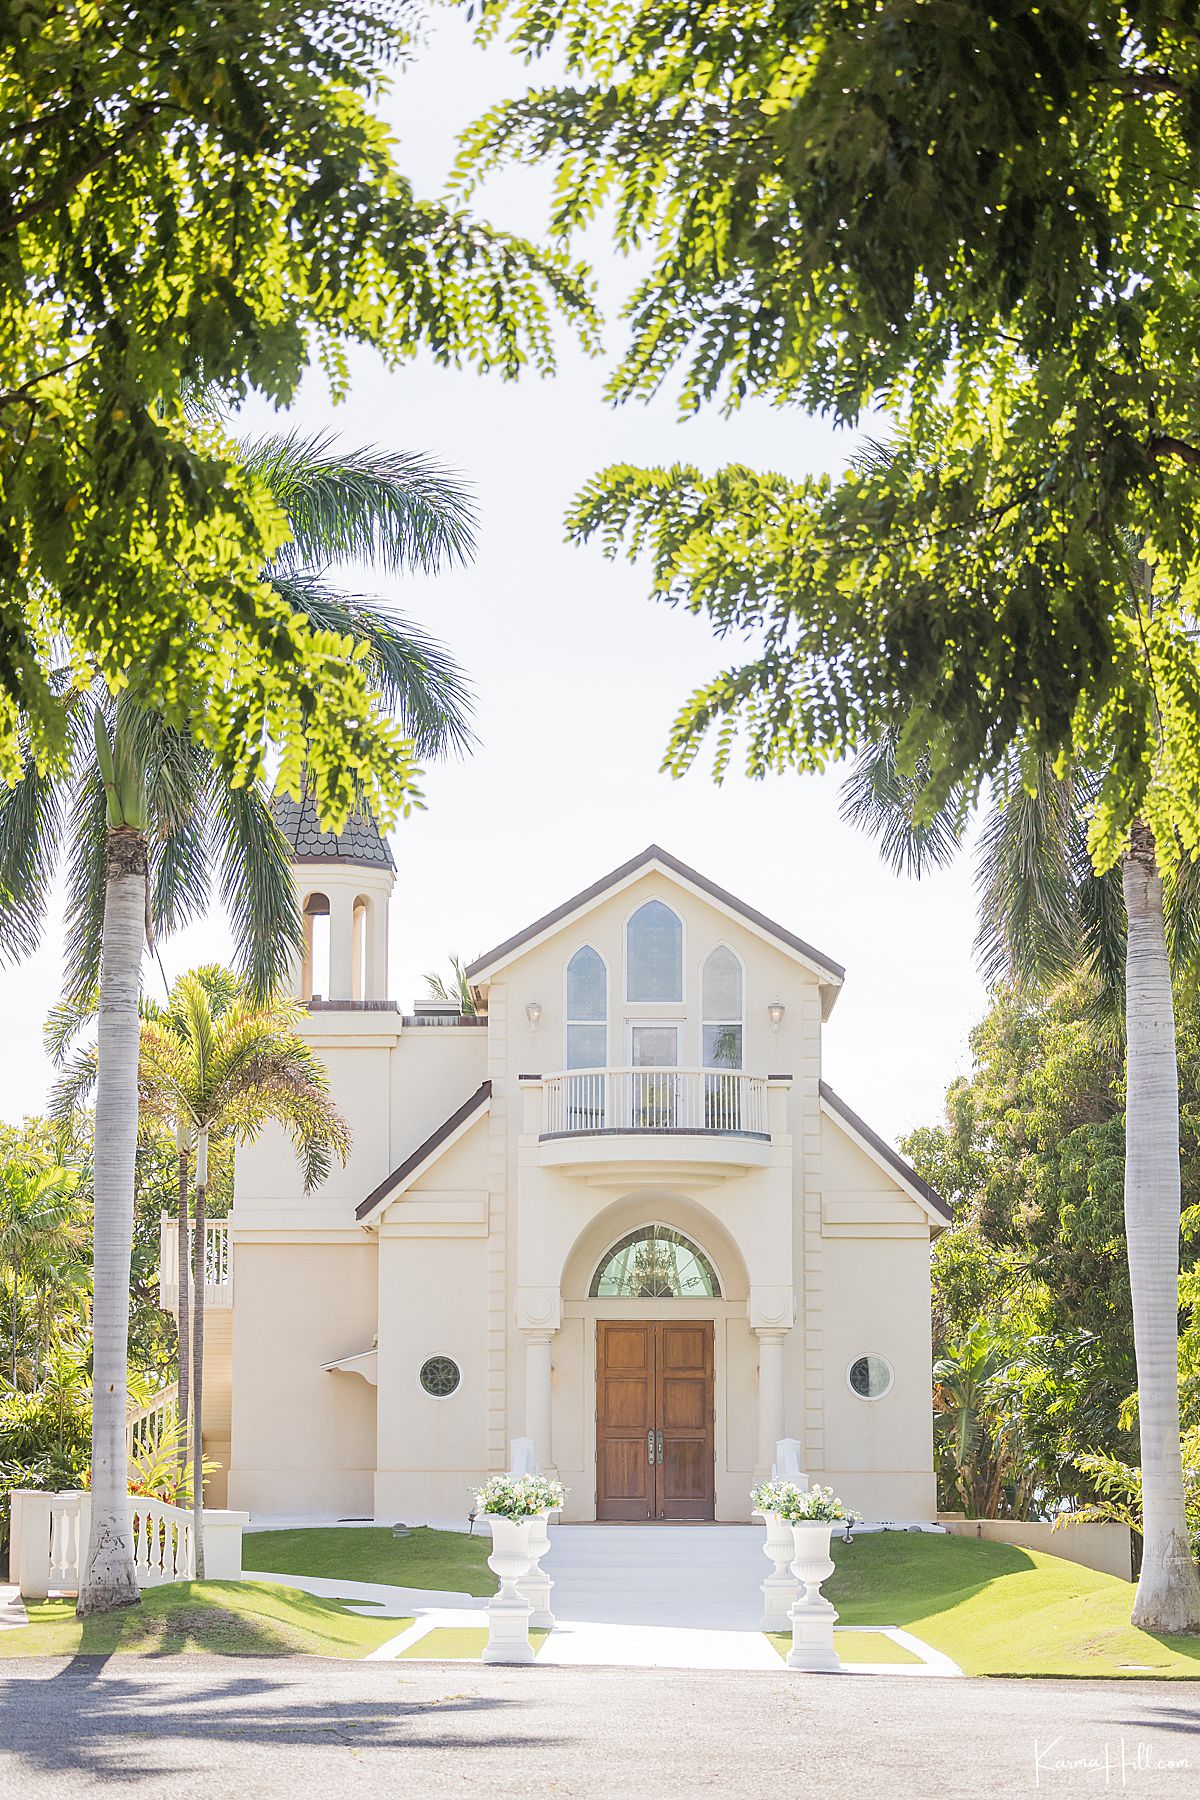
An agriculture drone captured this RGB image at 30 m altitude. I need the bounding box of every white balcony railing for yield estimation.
[158,1216,232,1312]
[541,1067,769,1139]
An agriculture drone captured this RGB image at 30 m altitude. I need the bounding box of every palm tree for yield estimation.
[843,729,1200,1631]
[55,968,350,1572]
[2,435,476,1613]
[0,1158,84,1387]
[422,954,479,1016]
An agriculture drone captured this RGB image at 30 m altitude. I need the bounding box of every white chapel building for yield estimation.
[171,808,949,1523]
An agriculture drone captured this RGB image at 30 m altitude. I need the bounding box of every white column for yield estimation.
[524,1331,555,1470]
[327,888,355,1001]
[756,1329,787,1472]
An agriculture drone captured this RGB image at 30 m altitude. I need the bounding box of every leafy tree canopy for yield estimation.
[1,1,594,823]
[461,0,1200,863]
[904,974,1200,1496]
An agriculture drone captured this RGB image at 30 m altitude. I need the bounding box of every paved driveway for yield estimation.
[1,1659,1196,1798]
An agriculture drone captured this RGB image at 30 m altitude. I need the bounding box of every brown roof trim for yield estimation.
[819,1080,951,1223]
[355,1081,491,1223]
[464,845,845,986]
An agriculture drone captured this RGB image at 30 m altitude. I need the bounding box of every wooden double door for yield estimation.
[596,1320,715,1521]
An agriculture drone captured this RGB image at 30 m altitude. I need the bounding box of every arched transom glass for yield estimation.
[566,945,607,1069]
[702,945,743,1068]
[589,1225,721,1298]
[626,900,683,1002]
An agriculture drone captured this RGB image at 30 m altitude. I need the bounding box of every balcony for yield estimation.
[532,1068,779,1187]
[158,1216,232,1313]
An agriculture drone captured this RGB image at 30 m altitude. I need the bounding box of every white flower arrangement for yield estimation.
[750,1480,860,1524]
[474,1472,568,1519]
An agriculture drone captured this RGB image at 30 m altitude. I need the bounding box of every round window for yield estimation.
[419,1355,461,1398]
[848,1354,893,1400]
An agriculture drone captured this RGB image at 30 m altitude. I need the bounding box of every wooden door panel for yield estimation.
[660,1376,707,1429]
[596,1321,655,1521]
[603,1325,654,1369]
[661,1438,708,1506]
[601,1440,650,1502]
[655,1321,715,1520]
[660,1325,707,1370]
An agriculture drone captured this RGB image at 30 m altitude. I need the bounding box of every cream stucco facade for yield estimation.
[191,827,948,1524]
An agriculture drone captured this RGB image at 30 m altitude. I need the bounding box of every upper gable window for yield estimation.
[626,900,683,1002]
[566,945,607,1068]
[702,945,743,1068]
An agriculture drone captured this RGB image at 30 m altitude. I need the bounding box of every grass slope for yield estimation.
[244,1526,494,1596]
[766,1630,921,1666]
[828,1534,1200,1678]
[0,1582,409,1660]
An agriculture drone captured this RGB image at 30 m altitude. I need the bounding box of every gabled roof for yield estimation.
[819,1080,951,1225]
[356,1082,491,1226]
[271,794,395,871]
[464,845,845,1012]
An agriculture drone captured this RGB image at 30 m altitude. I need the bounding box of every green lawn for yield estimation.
[823,1533,1200,1678]
[766,1629,922,1666]
[243,1525,494,1596]
[398,1626,551,1660]
[0,1582,410,1659]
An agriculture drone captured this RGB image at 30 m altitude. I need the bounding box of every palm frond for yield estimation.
[838,734,967,877]
[270,570,474,759]
[210,782,304,1003]
[133,711,215,939]
[46,1048,100,1132]
[62,753,112,1002]
[243,431,476,576]
[0,734,66,963]
[43,990,100,1069]
[974,759,1082,988]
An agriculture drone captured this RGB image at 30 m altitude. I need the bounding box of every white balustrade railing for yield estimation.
[126,1383,180,1462]
[541,1068,769,1138]
[158,1215,232,1311]
[9,1490,248,1599]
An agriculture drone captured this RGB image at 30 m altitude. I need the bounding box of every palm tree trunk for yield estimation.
[1123,824,1200,1632]
[175,1127,190,1493]
[77,826,145,1616]
[191,1126,208,1579]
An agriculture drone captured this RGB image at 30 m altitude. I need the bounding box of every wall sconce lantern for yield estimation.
[525,1000,543,1031]
[767,1001,786,1033]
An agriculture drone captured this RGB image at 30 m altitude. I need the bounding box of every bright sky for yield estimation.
[0,10,987,1148]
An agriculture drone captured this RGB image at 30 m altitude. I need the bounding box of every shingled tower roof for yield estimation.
[271,794,395,871]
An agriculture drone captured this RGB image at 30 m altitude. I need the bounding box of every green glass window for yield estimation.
[589,1225,720,1298]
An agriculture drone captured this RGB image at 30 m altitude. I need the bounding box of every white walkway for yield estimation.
[249,1525,959,1674]
[0,1584,28,1632]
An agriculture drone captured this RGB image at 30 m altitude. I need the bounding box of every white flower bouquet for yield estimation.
[474,1472,568,1519]
[750,1479,860,1524]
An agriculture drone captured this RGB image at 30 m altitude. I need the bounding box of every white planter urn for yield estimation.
[517,1508,555,1630]
[785,1520,841,1673]
[754,1510,799,1631]
[483,1514,540,1664]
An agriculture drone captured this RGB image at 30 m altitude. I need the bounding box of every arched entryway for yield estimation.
[558,1202,748,1522]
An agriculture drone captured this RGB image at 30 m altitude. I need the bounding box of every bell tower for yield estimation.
[271,796,395,1003]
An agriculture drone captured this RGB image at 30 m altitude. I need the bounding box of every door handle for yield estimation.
[647,1430,655,1466]
[656,1430,663,1464]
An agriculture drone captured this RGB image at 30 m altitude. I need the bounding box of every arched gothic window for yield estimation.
[565,945,607,1068]
[626,900,683,1002]
[702,945,743,1068]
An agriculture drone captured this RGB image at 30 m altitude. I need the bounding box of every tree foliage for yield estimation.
[460,0,1200,865]
[1,0,594,823]
[907,974,1200,1512]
